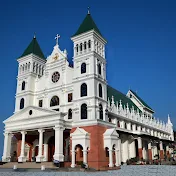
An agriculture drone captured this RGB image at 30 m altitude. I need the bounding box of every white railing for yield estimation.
[108,96,171,134]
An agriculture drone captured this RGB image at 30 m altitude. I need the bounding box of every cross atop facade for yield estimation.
[55,34,60,46]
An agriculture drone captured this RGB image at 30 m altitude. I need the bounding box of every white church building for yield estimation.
[2,11,174,170]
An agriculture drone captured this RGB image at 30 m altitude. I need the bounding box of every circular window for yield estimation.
[29,110,33,115]
[52,72,60,83]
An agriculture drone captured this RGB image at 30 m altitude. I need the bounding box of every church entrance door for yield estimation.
[48,136,55,161]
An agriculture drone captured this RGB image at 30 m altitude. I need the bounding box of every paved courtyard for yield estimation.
[0,165,176,176]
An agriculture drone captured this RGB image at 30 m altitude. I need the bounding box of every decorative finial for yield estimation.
[88,7,90,14]
[33,33,36,39]
[55,34,60,46]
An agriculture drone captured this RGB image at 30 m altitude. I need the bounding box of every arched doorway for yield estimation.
[48,136,55,161]
[75,144,83,164]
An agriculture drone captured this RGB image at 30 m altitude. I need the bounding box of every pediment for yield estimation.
[46,45,68,64]
[103,128,119,137]
[71,127,89,137]
[4,106,58,123]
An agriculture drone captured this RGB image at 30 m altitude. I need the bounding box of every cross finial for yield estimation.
[55,34,60,46]
[88,7,90,14]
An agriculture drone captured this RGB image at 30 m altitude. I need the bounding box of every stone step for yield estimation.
[0,162,57,169]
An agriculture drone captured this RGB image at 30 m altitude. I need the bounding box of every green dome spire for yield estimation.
[73,12,102,37]
[20,36,45,59]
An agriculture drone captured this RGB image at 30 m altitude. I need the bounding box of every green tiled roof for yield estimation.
[130,90,154,112]
[20,37,45,59]
[73,13,102,37]
[107,86,141,113]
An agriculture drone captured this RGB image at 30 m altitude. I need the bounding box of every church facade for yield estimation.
[2,11,174,170]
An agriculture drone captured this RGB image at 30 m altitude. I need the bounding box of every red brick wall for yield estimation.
[71,125,110,170]
[148,149,152,161]
[138,148,143,160]
[160,150,164,160]
[17,140,33,161]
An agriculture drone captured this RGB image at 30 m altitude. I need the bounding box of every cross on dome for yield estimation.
[88,7,90,14]
[55,34,60,46]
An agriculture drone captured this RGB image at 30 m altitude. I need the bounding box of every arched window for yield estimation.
[20,98,24,109]
[84,42,87,50]
[50,96,59,107]
[22,81,25,91]
[99,84,102,98]
[81,83,87,97]
[117,121,120,127]
[81,63,86,74]
[99,104,103,120]
[131,124,133,130]
[80,43,83,51]
[68,109,72,119]
[88,40,91,48]
[25,63,27,71]
[76,44,78,53]
[81,104,87,119]
[98,63,101,75]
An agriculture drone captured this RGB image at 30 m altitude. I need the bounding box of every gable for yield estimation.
[4,106,58,123]
[129,89,154,112]
[46,44,68,64]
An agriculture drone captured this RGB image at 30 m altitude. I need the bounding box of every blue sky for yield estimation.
[0,0,176,157]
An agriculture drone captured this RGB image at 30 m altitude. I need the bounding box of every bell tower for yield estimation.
[15,36,46,112]
[71,10,108,122]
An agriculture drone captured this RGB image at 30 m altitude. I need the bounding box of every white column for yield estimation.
[36,129,45,162]
[166,145,170,157]
[142,141,147,160]
[132,124,136,131]
[153,144,158,158]
[160,141,163,150]
[152,147,154,159]
[2,132,12,162]
[83,150,88,165]
[121,139,129,162]
[118,139,121,165]
[108,149,114,167]
[138,137,142,148]
[53,126,64,161]
[43,144,48,161]
[115,149,120,166]
[18,131,27,162]
[129,140,136,158]
[71,150,76,168]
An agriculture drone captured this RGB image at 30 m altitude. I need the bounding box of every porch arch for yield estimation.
[103,128,121,167]
[70,128,90,168]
